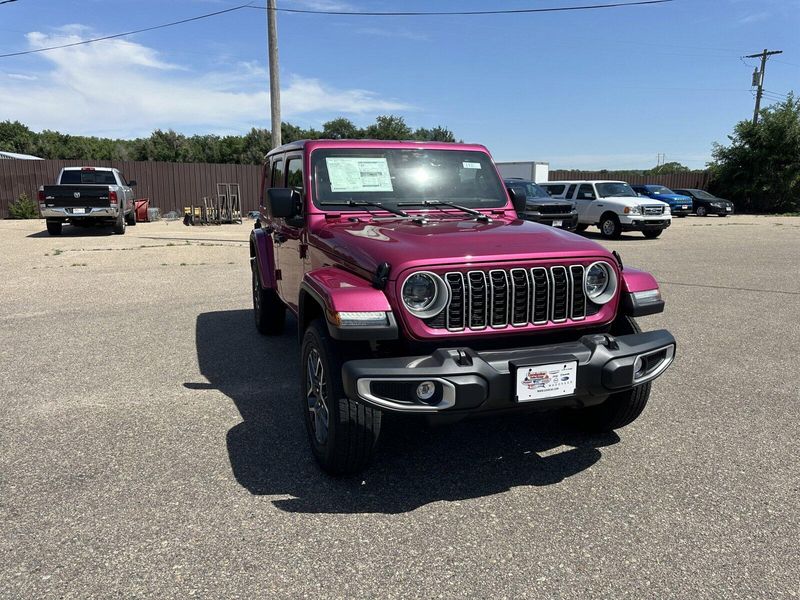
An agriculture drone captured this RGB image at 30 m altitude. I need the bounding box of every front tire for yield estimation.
[125,208,137,226]
[252,267,285,335]
[696,205,707,217]
[46,221,62,236]
[301,320,381,475]
[568,315,651,432]
[599,213,621,239]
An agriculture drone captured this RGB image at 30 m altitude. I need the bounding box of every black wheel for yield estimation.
[575,224,589,232]
[696,205,707,217]
[599,213,621,239]
[125,208,137,226]
[568,315,651,432]
[301,320,381,475]
[113,211,126,234]
[46,221,62,236]
[643,230,662,239]
[252,266,285,335]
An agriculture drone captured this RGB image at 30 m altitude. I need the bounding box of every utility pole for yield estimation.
[746,48,783,125]
[267,0,281,148]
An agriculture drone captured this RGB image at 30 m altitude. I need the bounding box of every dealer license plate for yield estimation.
[73,208,85,214]
[516,361,577,402]
[681,205,688,210]
[726,207,732,211]
[552,220,563,227]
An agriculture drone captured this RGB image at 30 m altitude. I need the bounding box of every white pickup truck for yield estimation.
[38,167,137,235]
[539,180,672,239]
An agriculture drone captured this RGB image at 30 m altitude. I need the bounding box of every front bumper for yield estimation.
[620,216,672,231]
[41,207,119,220]
[521,211,579,231]
[708,205,734,215]
[670,206,692,216]
[342,329,676,415]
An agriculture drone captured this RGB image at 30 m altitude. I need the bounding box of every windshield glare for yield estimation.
[311,148,508,210]
[649,186,674,195]
[596,182,638,198]
[523,182,550,199]
[693,190,716,200]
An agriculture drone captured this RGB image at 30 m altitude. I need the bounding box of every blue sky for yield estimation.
[1,0,798,169]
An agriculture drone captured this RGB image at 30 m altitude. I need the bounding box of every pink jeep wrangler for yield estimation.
[250,140,675,475]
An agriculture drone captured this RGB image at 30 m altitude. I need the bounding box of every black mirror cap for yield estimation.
[267,188,302,219]
[508,187,527,214]
[128,180,137,187]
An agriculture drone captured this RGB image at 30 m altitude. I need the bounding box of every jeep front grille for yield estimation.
[437,265,587,331]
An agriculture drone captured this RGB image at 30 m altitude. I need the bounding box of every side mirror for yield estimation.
[128,180,137,187]
[508,187,527,213]
[267,188,302,219]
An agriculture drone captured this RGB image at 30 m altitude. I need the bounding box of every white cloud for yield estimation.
[6,73,38,81]
[1,29,409,137]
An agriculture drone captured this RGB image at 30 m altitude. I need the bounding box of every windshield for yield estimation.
[596,182,638,198]
[692,190,716,200]
[60,170,117,185]
[648,186,675,195]
[310,148,508,210]
[523,182,550,199]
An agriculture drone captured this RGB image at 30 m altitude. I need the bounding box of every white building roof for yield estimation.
[0,151,44,160]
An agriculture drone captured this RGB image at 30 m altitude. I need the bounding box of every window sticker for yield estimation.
[462,161,482,169]
[325,157,394,192]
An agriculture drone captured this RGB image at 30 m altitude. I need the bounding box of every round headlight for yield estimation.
[584,261,617,305]
[402,272,448,318]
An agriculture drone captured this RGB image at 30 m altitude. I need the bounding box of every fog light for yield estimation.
[416,381,436,401]
[633,356,644,378]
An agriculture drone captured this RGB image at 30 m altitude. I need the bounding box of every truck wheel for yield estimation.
[696,206,707,217]
[252,267,285,335]
[599,213,621,239]
[568,315,651,431]
[113,212,126,234]
[46,221,62,236]
[301,319,381,475]
[125,209,137,226]
[575,224,589,232]
[643,230,662,239]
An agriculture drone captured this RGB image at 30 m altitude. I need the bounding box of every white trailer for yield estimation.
[495,161,549,183]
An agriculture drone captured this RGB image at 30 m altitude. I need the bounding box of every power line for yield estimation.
[251,0,674,17]
[0,3,252,59]
[0,0,20,5]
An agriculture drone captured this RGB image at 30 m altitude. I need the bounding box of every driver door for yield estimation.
[273,154,306,313]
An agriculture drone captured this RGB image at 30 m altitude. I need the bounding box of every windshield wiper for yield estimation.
[398,200,491,222]
[320,199,409,218]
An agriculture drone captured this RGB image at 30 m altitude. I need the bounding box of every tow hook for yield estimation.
[582,333,619,351]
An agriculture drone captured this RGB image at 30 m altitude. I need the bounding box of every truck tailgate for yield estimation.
[42,185,112,208]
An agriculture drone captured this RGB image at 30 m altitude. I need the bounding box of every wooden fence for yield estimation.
[0,159,262,218]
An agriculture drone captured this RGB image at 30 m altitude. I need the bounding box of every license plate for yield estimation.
[552,220,563,227]
[73,208,85,214]
[516,361,577,402]
[726,207,732,211]
[681,205,688,210]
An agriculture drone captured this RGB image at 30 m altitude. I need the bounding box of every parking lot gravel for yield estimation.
[1,215,798,598]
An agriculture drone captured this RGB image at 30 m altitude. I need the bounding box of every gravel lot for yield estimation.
[1,215,798,598]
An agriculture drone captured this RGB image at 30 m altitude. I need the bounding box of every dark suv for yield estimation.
[250,140,676,475]
[504,179,579,230]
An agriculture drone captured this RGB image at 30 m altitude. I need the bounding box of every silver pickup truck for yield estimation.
[38,167,137,235]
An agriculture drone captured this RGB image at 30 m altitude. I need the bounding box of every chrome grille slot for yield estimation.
[531,268,549,324]
[570,265,586,320]
[445,272,465,331]
[510,269,530,326]
[467,271,488,329]
[550,266,569,322]
[644,205,664,215]
[489,270,509,328]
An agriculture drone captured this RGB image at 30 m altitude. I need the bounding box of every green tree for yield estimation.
[365,115,413,140]
[8,193,38,219]
[648,161,690,174]
[322,118,360,139]
[0,121,36,154]
[709,94,800,213]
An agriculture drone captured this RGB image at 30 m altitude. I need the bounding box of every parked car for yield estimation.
[38,167,137,235]
[503,178,578,230]
[631,184,692,217]
[672,188,735,217]
[250,140,676,474]
[540,180,672,239]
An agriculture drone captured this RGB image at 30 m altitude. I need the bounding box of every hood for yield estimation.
[650,193,691,203]
[312,216,611,278]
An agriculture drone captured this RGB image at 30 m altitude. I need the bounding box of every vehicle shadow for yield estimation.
[189,309,619,514]
[27,226,115,238]
[579,230,651,242]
